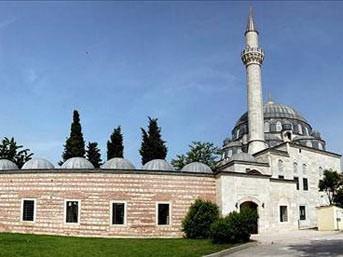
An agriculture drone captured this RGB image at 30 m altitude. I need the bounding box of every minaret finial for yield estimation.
[268,92,274,104]
[246,6,258,34]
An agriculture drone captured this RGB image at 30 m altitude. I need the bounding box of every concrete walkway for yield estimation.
[226,230,343,257]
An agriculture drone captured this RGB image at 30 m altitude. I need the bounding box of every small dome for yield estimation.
[61,157,94,169]
[142,159,175,171]
[229,152,256,162]
[22,158,54,170]
[181,162,212,173]
[101,158,135,170]
[0,159,18,170]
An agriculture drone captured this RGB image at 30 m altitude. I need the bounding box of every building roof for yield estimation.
[142,159,175,171]
[181,162,212,173]
[0,159,18,170]
[101,158,135,170]
[22,158,54,169]
[61,157,94,169]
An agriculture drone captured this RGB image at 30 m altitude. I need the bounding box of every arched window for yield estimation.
[302,164,307,175]
[298,124,303,135]
[293,162,298,174]
[276,121,282,132]
[278,160,284,173]
[319,167,323,177]
[304,127,309,136]
[264,121,270,132]
[228,150,233,158]
[318,143,323,150]
[236,129,240,139]
[306,141,312,147]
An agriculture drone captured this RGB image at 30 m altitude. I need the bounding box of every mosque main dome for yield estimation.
[222,100,326,159]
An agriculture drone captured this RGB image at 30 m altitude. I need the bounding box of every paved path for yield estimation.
[227,230,343,257]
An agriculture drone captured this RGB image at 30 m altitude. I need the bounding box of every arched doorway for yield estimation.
[240,201,258,234]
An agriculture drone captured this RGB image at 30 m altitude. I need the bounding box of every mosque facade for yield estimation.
[0,10,340,237]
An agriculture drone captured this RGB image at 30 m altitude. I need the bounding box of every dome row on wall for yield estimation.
[0,158,213,174]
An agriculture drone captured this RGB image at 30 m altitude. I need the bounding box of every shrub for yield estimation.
[182,199,219,239]
[210,208,258,244]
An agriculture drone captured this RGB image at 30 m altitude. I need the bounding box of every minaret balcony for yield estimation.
[241,47,264,65]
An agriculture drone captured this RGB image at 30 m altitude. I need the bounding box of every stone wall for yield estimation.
[0,171,215,237]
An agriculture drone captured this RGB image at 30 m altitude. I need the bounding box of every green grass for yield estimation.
[0,233,234,257]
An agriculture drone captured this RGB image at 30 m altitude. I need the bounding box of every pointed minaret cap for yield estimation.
[245,6,258,35]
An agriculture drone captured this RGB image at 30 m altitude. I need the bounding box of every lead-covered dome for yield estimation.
[101,158,135,170]
[142,159,175,171]
[61,157,94,169]
[0,159,18,170]
[222,100,326,160]
[181,162,212,173]
[22,158,54,170]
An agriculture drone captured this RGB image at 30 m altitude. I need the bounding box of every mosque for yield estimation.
[0,9,340,237]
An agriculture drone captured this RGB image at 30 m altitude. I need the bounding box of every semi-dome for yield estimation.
[101,158,135,170]
[142,159,175,171]
[22,158,54,170]
[61,157,94,169]
[181,162,212,173]
[229,152,256,162]
[0,159,18,170]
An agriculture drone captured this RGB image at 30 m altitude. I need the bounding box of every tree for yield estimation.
[107,126,124,160]
[139,117,167,165]
[319,169,343,205]
[86,142,102,168]
[0,137,33,168]
[171,141,220,170]
[182,199,219,239]
[60,110,86,164]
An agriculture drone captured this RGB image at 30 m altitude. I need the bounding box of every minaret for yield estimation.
[241,7,266,154]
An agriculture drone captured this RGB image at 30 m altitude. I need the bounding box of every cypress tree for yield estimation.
[139,117,167,165]
[107,126,124,160]
[60,110,86,164]
[86,142,102,168]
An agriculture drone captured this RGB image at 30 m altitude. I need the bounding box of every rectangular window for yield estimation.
[65,200,79,224]
[299,206,306,220]
[280,205,288,222]
[22,199,35,222]
[278,175,284,179]
[111,202,126,225]
[294,177,299,190]
[157,203,170,225]
[303,178,309,191]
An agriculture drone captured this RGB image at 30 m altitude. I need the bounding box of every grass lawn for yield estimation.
[0,233,234,257]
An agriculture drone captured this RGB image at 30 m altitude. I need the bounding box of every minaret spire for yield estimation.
[241,7,266,154]
[246,6,258,34]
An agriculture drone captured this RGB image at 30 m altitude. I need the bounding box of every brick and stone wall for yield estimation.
[0,170,216,237]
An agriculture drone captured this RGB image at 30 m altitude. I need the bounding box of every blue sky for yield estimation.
[0,1,342,166]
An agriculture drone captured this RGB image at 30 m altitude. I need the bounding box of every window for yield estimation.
[236,129,240,139]
[319,167,323,177]
[65,200,80,224]
[278,175,284,179]
[303,178,309,191]
[276,121,282,132]
[294,177,299,190]
[302,164,307,175]
[318,143,323,150]
[298,124,303,135]
[280,206,288,222]
[299,206,306,220]
[111,202,126,225]
[304,127,309,136]
[293,162,298,174]
[264,121,270,132]
[157,203,170,225]
[22,199,35,222]
[278,160,284,173]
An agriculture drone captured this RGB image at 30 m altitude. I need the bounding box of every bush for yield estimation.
[210,208,258,244]
[182,199,219,239]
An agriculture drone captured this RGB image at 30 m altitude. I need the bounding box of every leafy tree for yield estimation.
[139,117,167,165]
[335,188,343,209]
[182,199,219,239]
[171,141,220,170]
[86,142,102,168]
[60,110,85,165]
[319,169,343,205]
[107,126,124,160]
[0,137,33,168]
